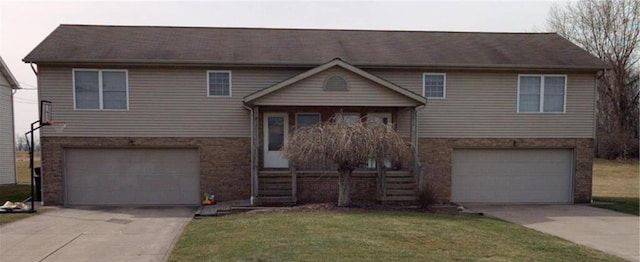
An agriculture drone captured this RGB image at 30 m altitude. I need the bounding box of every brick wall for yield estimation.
[418,138,594,203]
[40,137,251,205]
[41,136,593,206]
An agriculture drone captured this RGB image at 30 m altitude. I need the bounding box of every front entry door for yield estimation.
[264,113,289,168]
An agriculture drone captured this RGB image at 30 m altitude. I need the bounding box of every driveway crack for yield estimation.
[39,232,84,262]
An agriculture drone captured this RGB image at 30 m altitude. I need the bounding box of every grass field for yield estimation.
[169,211,623,261]
[16,151,40,184]
[592,158,639,215]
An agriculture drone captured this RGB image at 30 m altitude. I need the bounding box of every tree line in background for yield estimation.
[15,134,40,151]
[547,0,639,159]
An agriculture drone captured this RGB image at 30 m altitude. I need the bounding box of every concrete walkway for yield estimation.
[466,204,640,262]
[0,207,194,262]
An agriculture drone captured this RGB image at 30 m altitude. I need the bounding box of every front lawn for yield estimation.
[169,211,622,261]
[592,158,639,215]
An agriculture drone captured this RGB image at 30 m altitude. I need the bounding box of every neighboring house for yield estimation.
[0,56,20,185]
[23,25,606,206]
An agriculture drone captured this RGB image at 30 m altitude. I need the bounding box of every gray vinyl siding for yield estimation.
[254,67,417,107]
[0,76,16,184]
[39,65,596,139]
[39,66,303,137]
[370,70,596,138]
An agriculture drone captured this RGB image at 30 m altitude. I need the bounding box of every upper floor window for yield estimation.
[73,69,128,110]
[423,73,446,99]
[208,71,232,97]
[518,75,566,113]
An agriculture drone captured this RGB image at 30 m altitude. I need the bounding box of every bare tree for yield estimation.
[548,0,640,159]
[15,135,28,151]
[282,115,411,206]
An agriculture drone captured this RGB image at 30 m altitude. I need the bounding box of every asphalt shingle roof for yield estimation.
[23,24,607,70]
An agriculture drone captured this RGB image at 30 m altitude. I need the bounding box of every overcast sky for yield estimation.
[1,0,564,135]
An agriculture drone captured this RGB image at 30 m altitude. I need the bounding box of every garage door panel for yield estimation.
[65,148,200,206]
[452,149,573,203]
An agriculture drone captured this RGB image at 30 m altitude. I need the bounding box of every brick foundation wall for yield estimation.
[418,138,594,203]
[40,137,251,206]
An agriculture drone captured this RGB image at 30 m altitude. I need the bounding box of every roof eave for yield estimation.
[0,57,21,89]
[23,59,609,72]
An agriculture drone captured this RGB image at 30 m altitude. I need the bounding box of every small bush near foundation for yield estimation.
[418,184,442,209]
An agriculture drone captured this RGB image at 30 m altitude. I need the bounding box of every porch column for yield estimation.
[409,106,424,192]
[252,106,260,200]
[410,107,417,151]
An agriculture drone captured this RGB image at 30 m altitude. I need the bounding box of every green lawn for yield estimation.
[0,184,37,226]
[592,158,639,215]
[169,211,623,261]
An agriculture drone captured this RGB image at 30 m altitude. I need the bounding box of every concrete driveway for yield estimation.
[466,204,640,262]
[0,207,194,262]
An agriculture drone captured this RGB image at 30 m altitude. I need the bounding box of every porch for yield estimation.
[242,58,427,206]
[248,105,424,206]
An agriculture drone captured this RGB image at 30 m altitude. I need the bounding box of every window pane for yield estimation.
[543,76,565,112]
[296,114,320,128]
[268,117,284,151]
[209,72,230,96]
[336,113,360,126]
[75,71,99,109]
[103,71,127,109]
[519,76,541,112]
[424,74,445,98]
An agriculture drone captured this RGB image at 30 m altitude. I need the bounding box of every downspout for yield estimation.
[242,103,255,205]
[30,63,38,76]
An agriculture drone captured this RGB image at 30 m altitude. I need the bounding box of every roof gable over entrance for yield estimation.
[244,59,426,106]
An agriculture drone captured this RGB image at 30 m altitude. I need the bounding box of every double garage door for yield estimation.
[452,149,574,204]
[65,148,200,206]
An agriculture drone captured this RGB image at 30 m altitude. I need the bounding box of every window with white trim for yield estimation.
[296,113,321,129]
[73,69,128,110]
[423,73,446,99]
[208,71,232,97]
[335,113,360,126]
[518,75,566,113]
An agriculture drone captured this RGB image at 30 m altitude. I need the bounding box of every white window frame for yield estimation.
[422,73,447,99]
[207,70,232,97]
[72,69,129,110]
[517,74,567,113]
[335,112,361,126]
[295,112,321,129]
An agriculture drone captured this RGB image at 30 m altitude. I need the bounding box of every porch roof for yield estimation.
[243,58,427,107]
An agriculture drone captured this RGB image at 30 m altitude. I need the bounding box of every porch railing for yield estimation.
[255,156,421,205]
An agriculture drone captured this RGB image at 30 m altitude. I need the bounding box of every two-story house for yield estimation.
[24,25,606,206]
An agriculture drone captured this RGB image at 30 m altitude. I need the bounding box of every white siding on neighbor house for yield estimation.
[0,76,16,184]
[38,66,304,137]
[370,70,596,138]
[253,66,418,107]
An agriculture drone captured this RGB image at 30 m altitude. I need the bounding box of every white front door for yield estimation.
[263,112,289,168]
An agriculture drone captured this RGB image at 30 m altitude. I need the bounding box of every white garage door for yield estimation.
[452,149,573,203]
[65,148,200,206]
